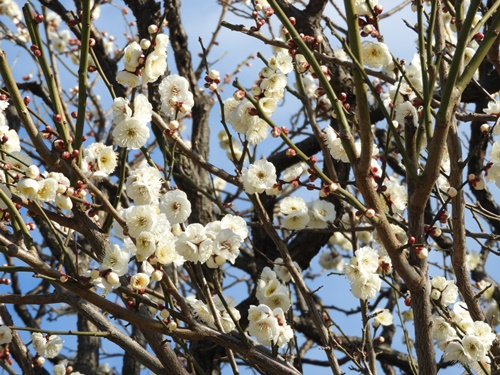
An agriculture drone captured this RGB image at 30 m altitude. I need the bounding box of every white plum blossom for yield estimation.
[248,304,280,346]
[242,159,277,194]
[430,276,459,306]
[125,205,158,238]
[361,41,392,69]
[307,199,336,228]
[36,178,58,202]
[112,95,152,148]
[123,41,142,72]
[31,332,64,358]
[484,100,500,116]
[17,178,39,200]
[142,34,169,84]
[268,51,294,74]
[0,326,12,344]
[395,101,419,127]
[175,223,211,263]
[130,272,150,290]
[159,74,194,119]
[354,0,378,16]
[159,189,192,224]
[344,246,386,299]
[113,118,150,150]
[279,196,310,230]
[372,309,393,328]
[256,267,292,312]
[135,231,157,262]
[83,142,117,180]
[273,257,301,283]
[248,304,293,347]
[116,70,141,87]
[100,244,129,275]
[125,162,163,205]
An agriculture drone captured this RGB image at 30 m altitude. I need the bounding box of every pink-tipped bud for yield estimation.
[148,24,159,34]
[365,208,375,218]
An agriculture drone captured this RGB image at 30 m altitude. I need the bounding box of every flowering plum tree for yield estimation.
[0,0,498,374]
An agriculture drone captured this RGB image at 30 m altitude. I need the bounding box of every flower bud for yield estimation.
[25,165,39,179]
[365,208,375,218]
[447,187,457,197]
[140,39,151,50]
[148,24,159,34]
[90,269,100,279]
[160,309,170,319]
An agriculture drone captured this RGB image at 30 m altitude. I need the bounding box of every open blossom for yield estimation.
[430,276,459,306]
[256,267,292,312]
[268,51,293,74]
[113,117,150,149]
[175,223,211,263]
[159,189,192,224]
[0,326,12,344]
[116,70,141,87]
[17,177,39,200]
[484,100,500,116]
[125,162,163,205]
[248,304,280,346]
[159,74,194,118]
[31,333,64,358]
[83,142,117,179]
[123,41,142,71]
[354,0,378,15]
[125,205,158,238]
[361,41,392,69]
[100,244,129,276]
[130,272,150,290]
[372,309,393,328]
[307,199,336,228]
[142,34,169,84]
[241,159,277,194]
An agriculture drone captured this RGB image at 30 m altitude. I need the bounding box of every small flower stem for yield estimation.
[8,326,110,337]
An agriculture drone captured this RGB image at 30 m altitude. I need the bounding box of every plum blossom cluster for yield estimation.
[95,182,246,293]
[175,213,248,268]
[186,294,241,333]
[82,142,117,180]
[256,266,293,312]
[433,302,495,370]
[246,264,295,347]
[279,196,336,231]
[344,246,391,299]
[16,168,76,211]
[116,30,169,87]
[31,332,64,359]
[430,276,459,307]
[224,51,293,145]
[159,74,194,120]
[247,304,293,347]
